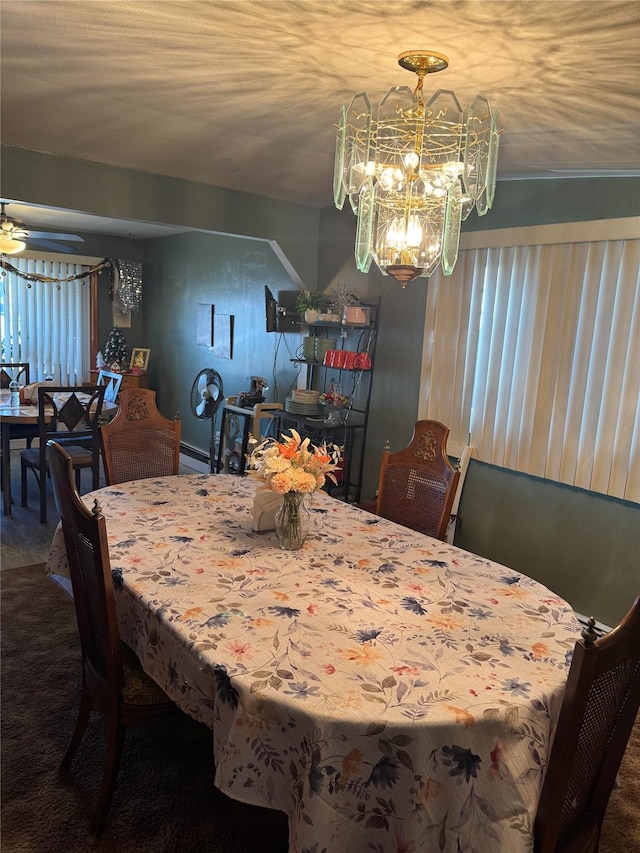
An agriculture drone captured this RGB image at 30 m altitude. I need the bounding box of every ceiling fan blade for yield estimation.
[27,231,84,242]
[207,383,220,400]
[27,238,77,253]
[196,399,207,417]
[197,372,209,394]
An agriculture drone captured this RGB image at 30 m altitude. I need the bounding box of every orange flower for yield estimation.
[340,646,383,665]
[249,618,272,628]
[180,606,203,621]
[279,441,298,459]
[531,642,549,659]
[428,614,464,631]
[341,748,363,781]
[418,777,443,804]
[446,705,475,727]
[273,591,290,601]
[497,587,528,599]
[211,558,243,569]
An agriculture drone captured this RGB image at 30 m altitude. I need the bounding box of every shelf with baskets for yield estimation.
[279,299,379,503]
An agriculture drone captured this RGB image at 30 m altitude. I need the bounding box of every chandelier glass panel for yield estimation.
[334,51,500,286]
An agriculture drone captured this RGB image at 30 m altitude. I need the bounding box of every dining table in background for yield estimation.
[46,473,581,853]
[0,387,116,516]
[0,389,43,516]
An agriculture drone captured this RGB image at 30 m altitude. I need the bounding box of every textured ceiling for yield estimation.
[1,0,639,236]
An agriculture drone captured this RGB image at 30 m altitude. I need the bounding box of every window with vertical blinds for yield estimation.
[0,258,90,384]
[420,238,640,503]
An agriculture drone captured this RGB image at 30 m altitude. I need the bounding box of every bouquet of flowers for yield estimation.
[249,429,343,549]
[250,428,342,494]
[319,388,350,408]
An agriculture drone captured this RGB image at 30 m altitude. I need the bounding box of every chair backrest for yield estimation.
[47,440,124,705]
[100,388,181,485]
[376,420,460,540]
[534,597,640,852]
[0,362,30,388]
[36,384,105,447]
[96,369,123,403]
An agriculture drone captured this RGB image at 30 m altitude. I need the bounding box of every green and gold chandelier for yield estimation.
[334,50,500,287]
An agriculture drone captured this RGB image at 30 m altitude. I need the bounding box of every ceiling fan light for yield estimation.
[0,236,26,255]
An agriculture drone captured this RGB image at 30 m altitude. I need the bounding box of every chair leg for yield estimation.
[88,717,125,843]
[59,683,93,772]
[20,460,28,507]
[40,464,48,524]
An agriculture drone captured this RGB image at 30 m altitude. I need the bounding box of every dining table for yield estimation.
[0,386,117,516]
[45,473,581,853]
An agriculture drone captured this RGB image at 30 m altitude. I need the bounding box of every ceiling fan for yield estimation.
[0,203,85,255]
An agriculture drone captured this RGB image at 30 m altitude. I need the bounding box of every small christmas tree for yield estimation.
[103,327,129,372]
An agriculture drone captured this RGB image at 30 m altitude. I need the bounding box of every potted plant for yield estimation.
[296,290,330,323]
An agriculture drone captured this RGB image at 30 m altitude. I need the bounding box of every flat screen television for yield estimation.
[265,285,278,333]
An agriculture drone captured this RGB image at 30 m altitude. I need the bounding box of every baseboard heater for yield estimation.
[179,442,211,473]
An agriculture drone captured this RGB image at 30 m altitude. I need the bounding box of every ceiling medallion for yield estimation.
[334,50,500,286]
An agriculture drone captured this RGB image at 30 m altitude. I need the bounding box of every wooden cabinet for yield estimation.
[88,370,149,391]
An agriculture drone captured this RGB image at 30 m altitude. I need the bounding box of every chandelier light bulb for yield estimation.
[404,151,420,170]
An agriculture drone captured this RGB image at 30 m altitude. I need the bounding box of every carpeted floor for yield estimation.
[1,564,289,853]
[1,564,638,852]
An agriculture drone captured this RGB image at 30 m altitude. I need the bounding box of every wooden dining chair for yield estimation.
[534,596,640,852]
[0,362,38,448]
[100,388,181,485]
[46,440,178,842]
[0,361,30,388]
[362,420,460,540]
[20,385,105,523]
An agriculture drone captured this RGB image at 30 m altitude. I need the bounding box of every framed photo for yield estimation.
[129,347,150,371]
[212,314,234,359]
[197,303,215,346]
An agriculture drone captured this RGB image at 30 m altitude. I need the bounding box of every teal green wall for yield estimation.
[143,231,300,452]
[462,177,640,231]
[1,144,320,291]
[4,144,638,625]
[455,462,639,628]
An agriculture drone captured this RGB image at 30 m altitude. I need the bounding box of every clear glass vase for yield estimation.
[275,492,311,550]
[325,405,346,425]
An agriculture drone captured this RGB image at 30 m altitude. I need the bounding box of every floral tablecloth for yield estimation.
[46,474,581,853]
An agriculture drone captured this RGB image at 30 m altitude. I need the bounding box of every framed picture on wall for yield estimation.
[130,347,150,371]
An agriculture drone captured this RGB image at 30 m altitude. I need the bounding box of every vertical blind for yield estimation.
[420,239,640,503]
[1,258,90,384]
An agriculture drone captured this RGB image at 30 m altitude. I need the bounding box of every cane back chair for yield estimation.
[534,596,640,852]
[47,440,178,842]
[100,388,180,485]
[373,420,460,541]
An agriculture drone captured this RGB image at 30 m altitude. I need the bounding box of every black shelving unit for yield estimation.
[279,299,379,503]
